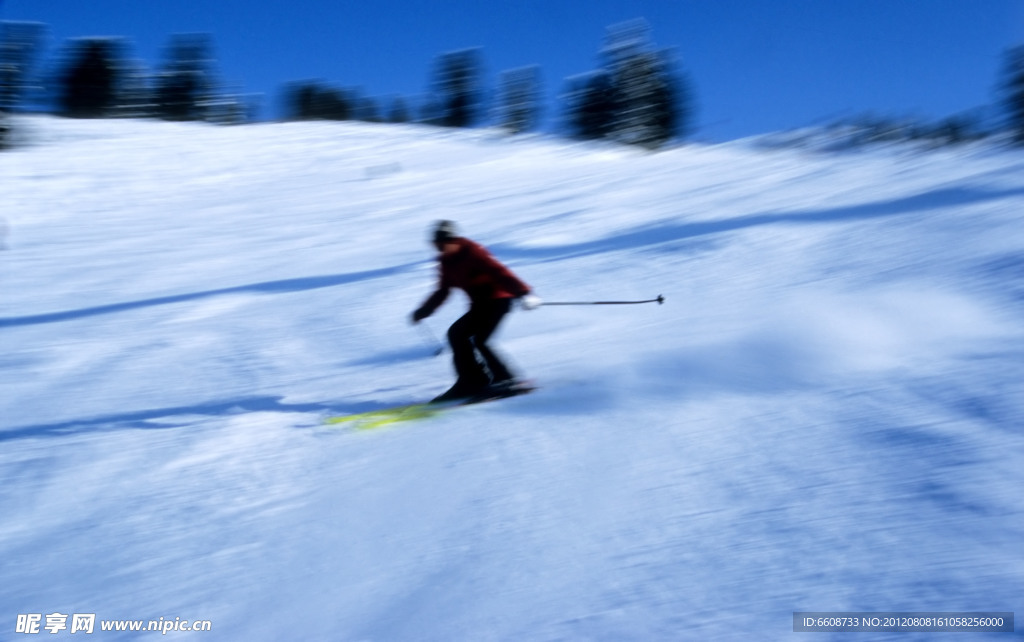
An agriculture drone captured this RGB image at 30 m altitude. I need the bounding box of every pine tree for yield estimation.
[154,34,213,121]
[566,19,693,149]
[0,21,44,112]
[59,38,122,118]
[0,111,9,149]
[286,82,319,120]
[351,93,381,122]
[419,94,444,126]
[434,49,482,128]
[387,97,411,124]
[116,58,154,118]
[1001,46,1024,144]
[566,71,617,140]
[602,19,685,148]
[498,65,541,134]
[285,81,354,121]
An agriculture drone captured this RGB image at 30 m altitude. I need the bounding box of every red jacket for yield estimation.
[416,237,530,318]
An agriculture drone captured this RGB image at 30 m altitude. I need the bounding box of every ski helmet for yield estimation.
[432,220,458,245]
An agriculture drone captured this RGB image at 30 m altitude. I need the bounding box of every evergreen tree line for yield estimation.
[5,18,1024,149]
[1,28,245,126]
[0,20,689,148]
[284,20,690,150]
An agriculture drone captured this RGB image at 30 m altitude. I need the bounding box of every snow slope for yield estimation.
[2,116,1022,640]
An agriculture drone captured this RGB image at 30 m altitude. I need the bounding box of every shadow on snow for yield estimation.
[5,185,1022,328]
[491,185,1024,261]
[0,262,421,328]
[0,395,393,442]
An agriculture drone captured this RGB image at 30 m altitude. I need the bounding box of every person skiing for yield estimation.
[411,220,541,402]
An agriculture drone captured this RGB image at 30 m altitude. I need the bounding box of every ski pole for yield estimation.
[540,295,665,306]
[416,322,445,356]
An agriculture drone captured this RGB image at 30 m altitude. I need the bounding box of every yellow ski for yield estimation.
[324,401,455,430]
[324,382,535,430]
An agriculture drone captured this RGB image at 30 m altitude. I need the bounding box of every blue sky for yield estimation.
[2,0,1022,140]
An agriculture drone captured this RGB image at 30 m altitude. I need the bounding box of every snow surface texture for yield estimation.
[2,117,1022,640]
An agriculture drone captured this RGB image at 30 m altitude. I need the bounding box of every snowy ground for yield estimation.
[1,116,1022,640]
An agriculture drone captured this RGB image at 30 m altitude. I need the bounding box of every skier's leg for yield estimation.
[472,299,516,383]
[447,311,490,389]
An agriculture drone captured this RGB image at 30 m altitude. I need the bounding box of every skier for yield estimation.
[411,220,541,402]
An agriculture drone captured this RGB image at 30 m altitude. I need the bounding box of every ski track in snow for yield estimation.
[1,116,1022,640]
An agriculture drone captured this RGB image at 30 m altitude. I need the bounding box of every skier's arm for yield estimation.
[412,261,453,322]
[471,244,531,297]
[412,286,449,322]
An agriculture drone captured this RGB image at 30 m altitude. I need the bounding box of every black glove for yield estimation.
[411,308,428,324]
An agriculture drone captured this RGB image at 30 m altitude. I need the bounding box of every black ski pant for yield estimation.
[447,298,515,389]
